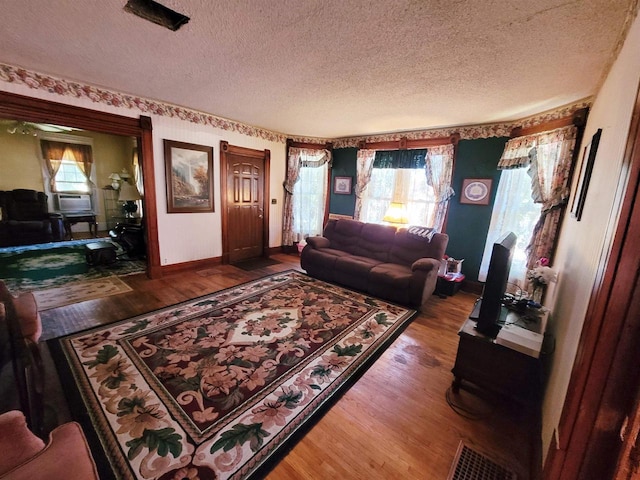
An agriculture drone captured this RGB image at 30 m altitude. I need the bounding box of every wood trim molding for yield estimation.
[286,139,333,150]
[0,91,160,278]
[510,108,589,138]
[357,133,460,150]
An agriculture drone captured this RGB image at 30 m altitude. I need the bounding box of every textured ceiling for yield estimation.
[0,0,635,138]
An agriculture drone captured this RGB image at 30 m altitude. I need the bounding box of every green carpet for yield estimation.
[0,240,146,294]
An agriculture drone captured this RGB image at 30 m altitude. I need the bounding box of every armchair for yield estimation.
[0,411,99,480]
[0,189,65,247]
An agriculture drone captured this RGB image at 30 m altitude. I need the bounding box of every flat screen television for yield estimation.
[473,231,517,337]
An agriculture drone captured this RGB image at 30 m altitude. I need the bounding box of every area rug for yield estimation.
[51,270,416,480]
[33,275,133,310]
[0,241,146,294]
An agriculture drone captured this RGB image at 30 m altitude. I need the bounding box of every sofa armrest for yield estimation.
[306,236,331,249]
[411,257,440,272]
[1,421,99,480]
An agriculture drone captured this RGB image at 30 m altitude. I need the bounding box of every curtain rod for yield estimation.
[358,133,460,150]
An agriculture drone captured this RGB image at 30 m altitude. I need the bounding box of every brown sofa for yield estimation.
[300,219,448,311]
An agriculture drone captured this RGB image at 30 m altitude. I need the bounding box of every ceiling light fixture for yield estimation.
[124,0,190,31]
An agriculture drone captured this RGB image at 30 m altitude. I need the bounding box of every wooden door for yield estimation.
[220,141,270,264]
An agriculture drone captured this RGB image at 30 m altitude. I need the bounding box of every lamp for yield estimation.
[383,202,409,226]
[118,182,142,218]
[108,173,121,190]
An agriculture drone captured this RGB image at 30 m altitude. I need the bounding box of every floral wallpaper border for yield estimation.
[0,63,591,146]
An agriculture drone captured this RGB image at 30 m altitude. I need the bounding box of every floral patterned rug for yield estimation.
[51,270,416,480]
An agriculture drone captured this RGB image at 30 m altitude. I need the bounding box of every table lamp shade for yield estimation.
[383,202,409,224]
[118,182,141,202]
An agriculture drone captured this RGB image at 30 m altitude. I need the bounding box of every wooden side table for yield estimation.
[62,212,97,240]
[451,307,549,405]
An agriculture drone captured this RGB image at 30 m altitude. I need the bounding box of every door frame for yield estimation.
[543,85,640,478]
[219,141,270,264]
[0,90,161,277]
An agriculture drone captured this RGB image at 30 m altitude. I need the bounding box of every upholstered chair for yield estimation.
[0,281,44,434]
[0,410,99,480]
[0,189,64,247]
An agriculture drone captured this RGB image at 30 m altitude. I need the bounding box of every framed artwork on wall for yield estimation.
[164,139,214,213]
[460,178,492,205]
[570,128,602,221]
[334,176,352,195]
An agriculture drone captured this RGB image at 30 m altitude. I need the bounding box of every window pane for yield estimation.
[54,159,90,192]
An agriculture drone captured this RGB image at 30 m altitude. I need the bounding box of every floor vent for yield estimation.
[447,442,517,480]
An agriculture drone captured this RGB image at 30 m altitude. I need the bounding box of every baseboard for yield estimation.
[159,256,222,276]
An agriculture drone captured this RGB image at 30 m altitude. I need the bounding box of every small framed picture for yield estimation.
[334,176,352,195]
[460,178,492,205]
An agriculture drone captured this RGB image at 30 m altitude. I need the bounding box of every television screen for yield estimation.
[474,231,517,337]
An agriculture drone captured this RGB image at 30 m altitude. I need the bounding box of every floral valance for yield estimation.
[497,136,537,169]
[498,125,577,170]
[373,149,426,169]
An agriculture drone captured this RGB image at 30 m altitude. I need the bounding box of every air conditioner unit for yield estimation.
[55,193,92,212]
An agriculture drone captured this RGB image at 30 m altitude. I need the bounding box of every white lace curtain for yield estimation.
[282,147,331,245]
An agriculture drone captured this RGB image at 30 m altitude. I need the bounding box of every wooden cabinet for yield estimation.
[451,308,549,405]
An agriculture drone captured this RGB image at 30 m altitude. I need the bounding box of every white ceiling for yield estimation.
[0,0,635,139]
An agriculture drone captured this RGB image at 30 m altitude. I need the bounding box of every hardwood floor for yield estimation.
[19,253,538,479]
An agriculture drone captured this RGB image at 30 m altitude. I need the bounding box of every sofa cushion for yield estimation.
[389,229,448,266]
[324,219,364,254]
[7,190,49,221]
[352,223,396,261]
[333,255,382,292]
[369,263,413,304]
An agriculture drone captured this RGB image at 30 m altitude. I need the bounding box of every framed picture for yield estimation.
[460,178,492,205]
[164,139,214,213]
[334,176,352,195]
[570,129,602,221]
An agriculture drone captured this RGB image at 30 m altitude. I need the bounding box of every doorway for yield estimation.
[220,141,270,264]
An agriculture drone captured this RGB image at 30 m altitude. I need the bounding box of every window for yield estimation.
[479,168,541,287]
[41,137,94,194]
[283,146,331,245]
[360,168,436,225]
[292,161,329,238]
[54,156,91,193]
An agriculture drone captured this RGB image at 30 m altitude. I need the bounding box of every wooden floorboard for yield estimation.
[3,252,538,479]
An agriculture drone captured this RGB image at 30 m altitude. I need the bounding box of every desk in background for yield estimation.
[62,212,97,239]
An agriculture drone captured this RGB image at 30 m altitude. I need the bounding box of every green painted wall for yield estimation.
[327,137,508,282]
[446,137,508,282]
[329,147,357,216]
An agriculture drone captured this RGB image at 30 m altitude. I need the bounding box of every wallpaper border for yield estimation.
[0,63,591,147]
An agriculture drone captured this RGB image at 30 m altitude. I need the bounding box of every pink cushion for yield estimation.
[12,292,42,343]
[1,422,99,480]
[0,411,45,476]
